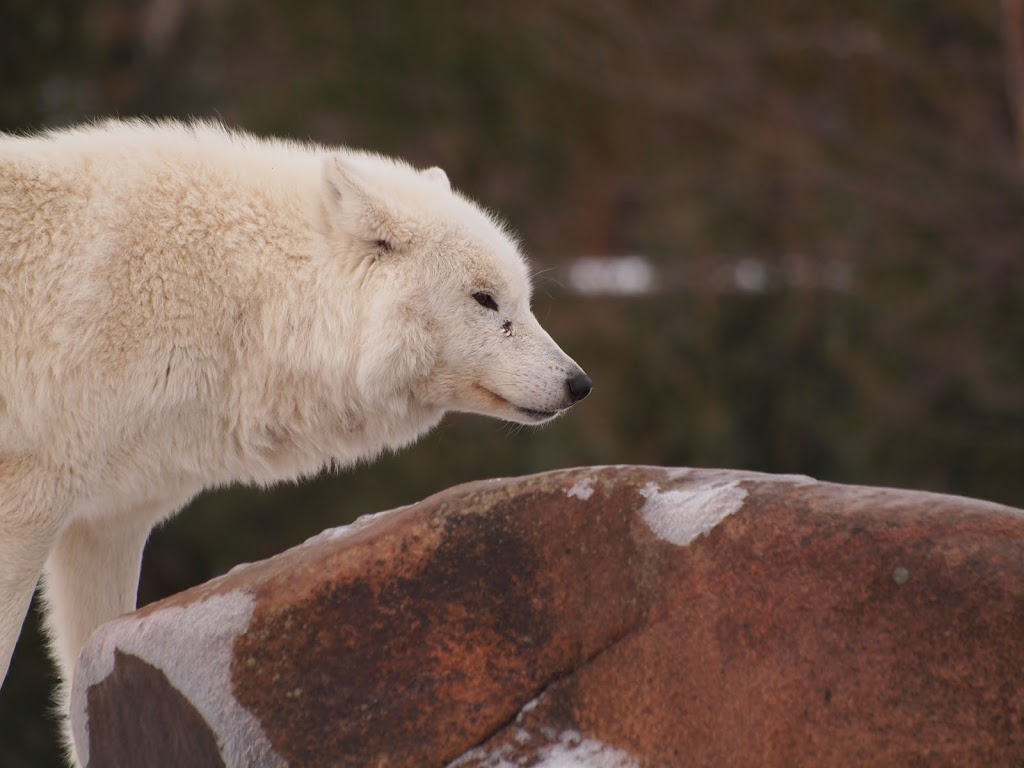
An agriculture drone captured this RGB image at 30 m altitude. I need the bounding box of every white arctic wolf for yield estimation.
[0,120,591,756]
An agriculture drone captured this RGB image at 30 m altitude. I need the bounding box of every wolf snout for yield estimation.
[567,371,593,404]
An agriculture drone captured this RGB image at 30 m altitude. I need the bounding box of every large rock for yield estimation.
[70,466,1024,767]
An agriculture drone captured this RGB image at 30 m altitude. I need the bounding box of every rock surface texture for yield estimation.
[71,466,1024,767]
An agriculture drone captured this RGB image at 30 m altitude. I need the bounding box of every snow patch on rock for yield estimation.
[774,473,817,485]
[304,503,411,546]
[639,479,748,546]
[70,591,284,768]
[448,729,639,768]
[566,476,595,500]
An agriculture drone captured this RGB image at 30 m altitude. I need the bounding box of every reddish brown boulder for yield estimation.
[70,466,1024,767]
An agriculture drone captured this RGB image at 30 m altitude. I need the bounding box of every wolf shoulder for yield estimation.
[0,122,330,456]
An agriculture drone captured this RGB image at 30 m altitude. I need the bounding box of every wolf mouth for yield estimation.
[474,385,560,421]
[514,405,558,421]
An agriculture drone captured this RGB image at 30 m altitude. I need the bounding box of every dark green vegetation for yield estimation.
[2,2,1023,765]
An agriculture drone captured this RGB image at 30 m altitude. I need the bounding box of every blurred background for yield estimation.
[2,1,1024,764]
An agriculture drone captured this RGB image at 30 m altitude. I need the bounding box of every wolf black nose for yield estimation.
[567,371,593,403]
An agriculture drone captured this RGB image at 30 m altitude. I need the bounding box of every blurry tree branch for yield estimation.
[1002,0,1024,172]
[532,0,1021,268]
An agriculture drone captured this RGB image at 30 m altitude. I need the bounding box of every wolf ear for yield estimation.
[420,166,450,189]
[321,155,398,242]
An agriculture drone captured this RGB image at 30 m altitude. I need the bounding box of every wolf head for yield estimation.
[321,153,591,425]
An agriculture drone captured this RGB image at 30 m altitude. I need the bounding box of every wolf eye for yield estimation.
[374,238,393,252]
[473,292,499,311]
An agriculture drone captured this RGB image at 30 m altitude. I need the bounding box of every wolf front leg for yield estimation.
[0,458,67,690]
[41,510,159,765]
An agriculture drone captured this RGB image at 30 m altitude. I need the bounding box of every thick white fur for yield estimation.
[0,119,587,762]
